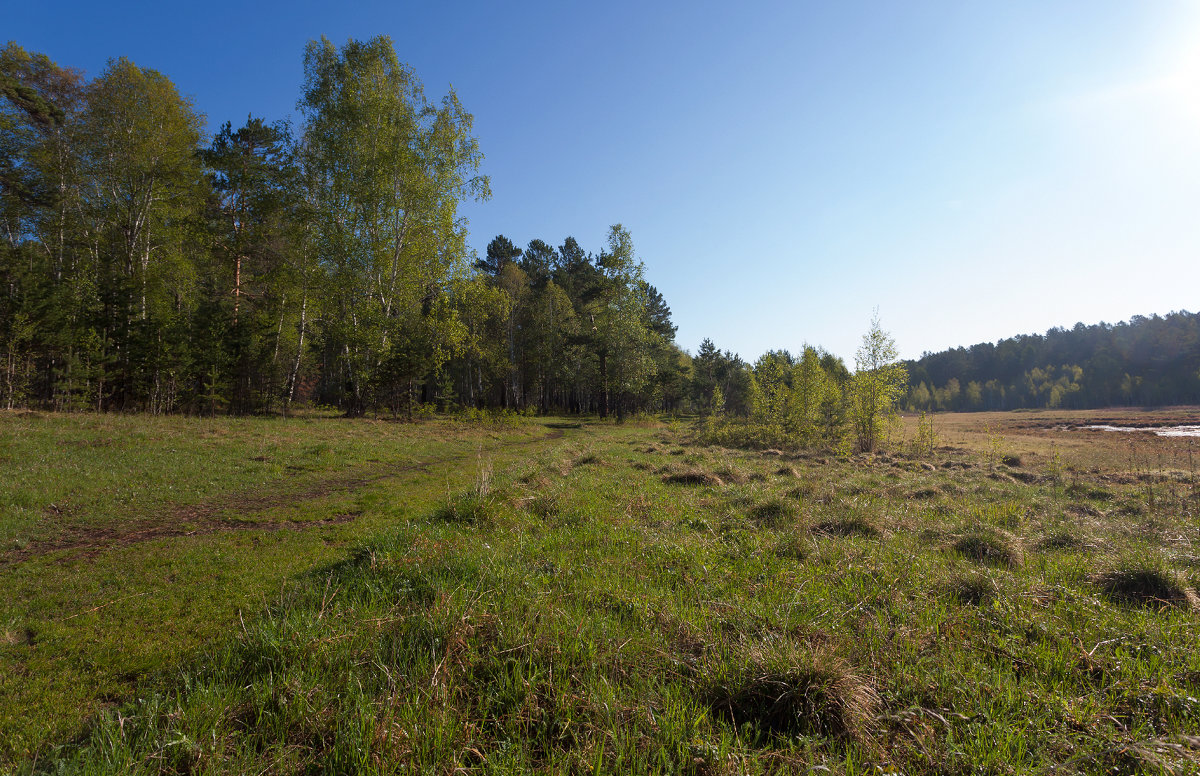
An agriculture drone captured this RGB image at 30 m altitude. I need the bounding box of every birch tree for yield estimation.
[300,36,488,414]
[78,58,204,410]
[849,313,907,452]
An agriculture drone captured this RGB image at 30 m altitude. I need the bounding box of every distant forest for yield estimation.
[904,311,1200,411]
[0,38,690,417]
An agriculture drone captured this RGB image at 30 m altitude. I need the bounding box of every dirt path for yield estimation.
[2,428,566,568]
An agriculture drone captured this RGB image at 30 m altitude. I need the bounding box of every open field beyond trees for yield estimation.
[3,409,1200,774]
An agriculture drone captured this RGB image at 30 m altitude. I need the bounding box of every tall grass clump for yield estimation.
[434,466,500,525]
[702,645,879,743]
[951,529,1023,568]
[1092,562,1195,609]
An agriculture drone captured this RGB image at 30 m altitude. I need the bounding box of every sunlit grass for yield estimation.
[5,411,1200,773]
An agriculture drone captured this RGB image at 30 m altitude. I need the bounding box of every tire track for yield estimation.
[2,429,566,567]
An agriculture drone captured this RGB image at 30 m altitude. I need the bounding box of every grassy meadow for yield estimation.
[3,409,1200,773]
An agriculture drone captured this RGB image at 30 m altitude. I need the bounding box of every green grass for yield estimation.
[0,411,560,767]
[6,414,1200,773]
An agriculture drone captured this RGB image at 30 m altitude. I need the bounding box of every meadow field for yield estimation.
[2,409,1199,774]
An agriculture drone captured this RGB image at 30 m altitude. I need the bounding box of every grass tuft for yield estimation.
[749,498,797,526]
[951,531,1023,567]
[1036,530,1087,552]
[1066,482,1114,501]
[944,572,997,605]
[527,491,561,518]
[1092,565,1195,609]
[434,490,499,526]
[713,464,749,485]
[787,480,819,500]
[773,534,810,561]
[704,648,879,742]
[663,469,724,487]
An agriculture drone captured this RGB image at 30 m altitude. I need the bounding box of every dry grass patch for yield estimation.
[2,628,32,646]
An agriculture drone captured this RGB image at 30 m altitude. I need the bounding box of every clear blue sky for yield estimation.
[9,1,1200,364]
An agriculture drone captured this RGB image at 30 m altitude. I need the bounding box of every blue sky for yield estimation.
[9,1,1200,363]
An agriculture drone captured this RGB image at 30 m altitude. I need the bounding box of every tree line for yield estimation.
[0,37,691,417]
[904,311,1200,411]
[2,34,916,444]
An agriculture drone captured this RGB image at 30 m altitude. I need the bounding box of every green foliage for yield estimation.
[910,410,937,456]
[299,35,487,415]
[0,41,694,419]
[849,313,907,453]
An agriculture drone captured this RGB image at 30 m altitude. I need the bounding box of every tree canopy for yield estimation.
[0,38,689,417]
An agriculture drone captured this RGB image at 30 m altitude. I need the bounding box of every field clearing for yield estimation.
[0,411,567,766]
[3,410,1200,773]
